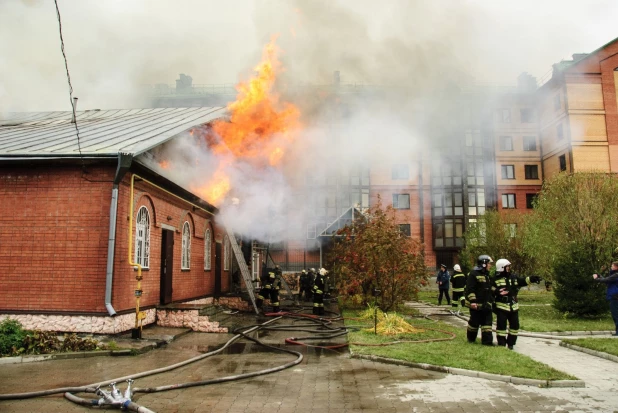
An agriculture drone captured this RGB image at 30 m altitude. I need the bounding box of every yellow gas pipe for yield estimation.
[128,174,215,337]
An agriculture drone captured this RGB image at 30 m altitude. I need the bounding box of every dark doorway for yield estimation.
[215,242,222,297]
[160,229,174,304]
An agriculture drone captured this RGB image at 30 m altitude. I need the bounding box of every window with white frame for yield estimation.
[223,235,230,271]
[501,165,515,179]
[393,193,410,209]
[204,228,212,270]
[181,221,191,269]
[502,193,516,209]
[134,206,150,268]
[499,136,513,151]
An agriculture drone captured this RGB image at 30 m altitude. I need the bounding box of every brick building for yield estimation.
[0,107,243,334]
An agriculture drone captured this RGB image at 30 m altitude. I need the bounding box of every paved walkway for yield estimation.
[1,305,617,412]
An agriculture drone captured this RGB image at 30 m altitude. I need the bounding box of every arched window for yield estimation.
[134,206,150,268]
[181,221,191,269]
[223,235,230,271]
[204,228,212,271]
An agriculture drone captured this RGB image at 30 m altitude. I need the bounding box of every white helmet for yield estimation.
[453,264,461,272]
[495,258,511,273]
[319,268,327,275]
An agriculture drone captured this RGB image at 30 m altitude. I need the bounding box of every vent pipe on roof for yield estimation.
[71,97,78,123]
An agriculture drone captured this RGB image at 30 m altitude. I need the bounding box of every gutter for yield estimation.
[105,153,133,316]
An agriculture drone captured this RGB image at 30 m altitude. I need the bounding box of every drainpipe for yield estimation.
[105,153,133,316]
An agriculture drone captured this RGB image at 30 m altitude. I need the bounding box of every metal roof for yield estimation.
[0,107,227,158]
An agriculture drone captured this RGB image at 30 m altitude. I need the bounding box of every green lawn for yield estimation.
[343,309,575,380]
[561,338,618,357]
[416,289,615,332]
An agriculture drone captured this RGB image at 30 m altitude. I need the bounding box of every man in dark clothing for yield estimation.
[303,268,316,302]
[436,264,451,305]
[465,254,495,345]
[313,268,327,315]
[492,258,542,349]
[593,261,618,336]
[450,264,466,314]
[256,269,276,313]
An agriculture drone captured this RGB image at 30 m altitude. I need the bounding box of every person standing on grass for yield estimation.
[450,264,466,314]
[593,261,618,336]
[465,255,495,346]
[436,264,451,305]
[492,259,542,349]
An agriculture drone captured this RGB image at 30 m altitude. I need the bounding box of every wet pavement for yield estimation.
[1,305,618,412]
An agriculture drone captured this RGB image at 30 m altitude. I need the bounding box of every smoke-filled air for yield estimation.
[1,0,617,241]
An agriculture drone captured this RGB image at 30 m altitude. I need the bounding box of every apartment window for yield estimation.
[523,136,537,151]
[526,193,537,209]
[204,228,212,271]
[181,221,191,270]
[559,154,567,172]
[392,164,409,180]
[223,235,230,271]
[520,108,534,123]
[524,165,539,180]
[501,165,515,179]
[393,193,410,209]
[504,223,517,238]
[134,206,150,268]
[502,193,516,209]
[500,136,513,151]
[554,94,561,111]
[467,160,485,186]
[468,189,486,216]
[557,123,564,141]
[306,223,317,239]
[501,109,511,123]
[434,219,464,248]
[399,224,411,237]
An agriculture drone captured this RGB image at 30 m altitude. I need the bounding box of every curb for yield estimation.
[559,341,618,363]
[0,349,136,365]
[351,353,585,388]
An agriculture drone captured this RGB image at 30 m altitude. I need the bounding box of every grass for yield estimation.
[417,289,615,332]
[561,338,618,357]
[343,309,575,380]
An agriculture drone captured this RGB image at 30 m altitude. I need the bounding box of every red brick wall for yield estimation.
[112,175,226,312]
[496,185,541,212]
[0,166,114,312]
[0,166,226,314]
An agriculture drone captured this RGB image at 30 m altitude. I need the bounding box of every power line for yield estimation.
[54,0,84,168]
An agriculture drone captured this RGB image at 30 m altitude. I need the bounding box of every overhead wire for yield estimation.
[53,0,85,169]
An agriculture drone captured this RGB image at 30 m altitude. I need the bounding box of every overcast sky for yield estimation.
[1,0,617,112]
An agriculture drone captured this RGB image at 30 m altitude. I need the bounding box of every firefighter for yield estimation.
[304,268,316,302]
[313,268,327,315]
[450,264,466,315]
[465,254,495,345]
[256,268,277,313]
[493,258,541,349]
[271,267,282,313]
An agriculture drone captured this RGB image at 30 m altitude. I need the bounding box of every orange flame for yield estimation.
[159,160,171,170]
[194,37,301,205]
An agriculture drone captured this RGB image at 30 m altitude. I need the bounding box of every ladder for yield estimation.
[226,229,259,314]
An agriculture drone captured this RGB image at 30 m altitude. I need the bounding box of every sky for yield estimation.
[1,0,617,242]
[1,0,617,113]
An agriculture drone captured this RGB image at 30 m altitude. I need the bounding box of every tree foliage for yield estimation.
[327,197,426,311]
[459,210,534,276]
[522,172,618,316]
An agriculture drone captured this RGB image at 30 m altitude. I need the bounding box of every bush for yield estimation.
[22,330,60,354]
[0,318,26,356]
[553,245,609,316]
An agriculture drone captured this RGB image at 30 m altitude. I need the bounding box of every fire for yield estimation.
[194,36,301,205]
[159,160,171,170]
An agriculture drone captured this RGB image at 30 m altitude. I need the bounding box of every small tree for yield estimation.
[523,172,618,316]
[327,197,425,311]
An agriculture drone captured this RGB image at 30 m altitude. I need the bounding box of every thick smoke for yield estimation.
[3,0,618,242]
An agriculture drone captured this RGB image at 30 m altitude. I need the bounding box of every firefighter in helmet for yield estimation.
[493,258,541,349]
[313,268,327,315]
[465,254,495,345]
[303,268,316,302]
[450,264,466,315]
[256,268,279,313]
